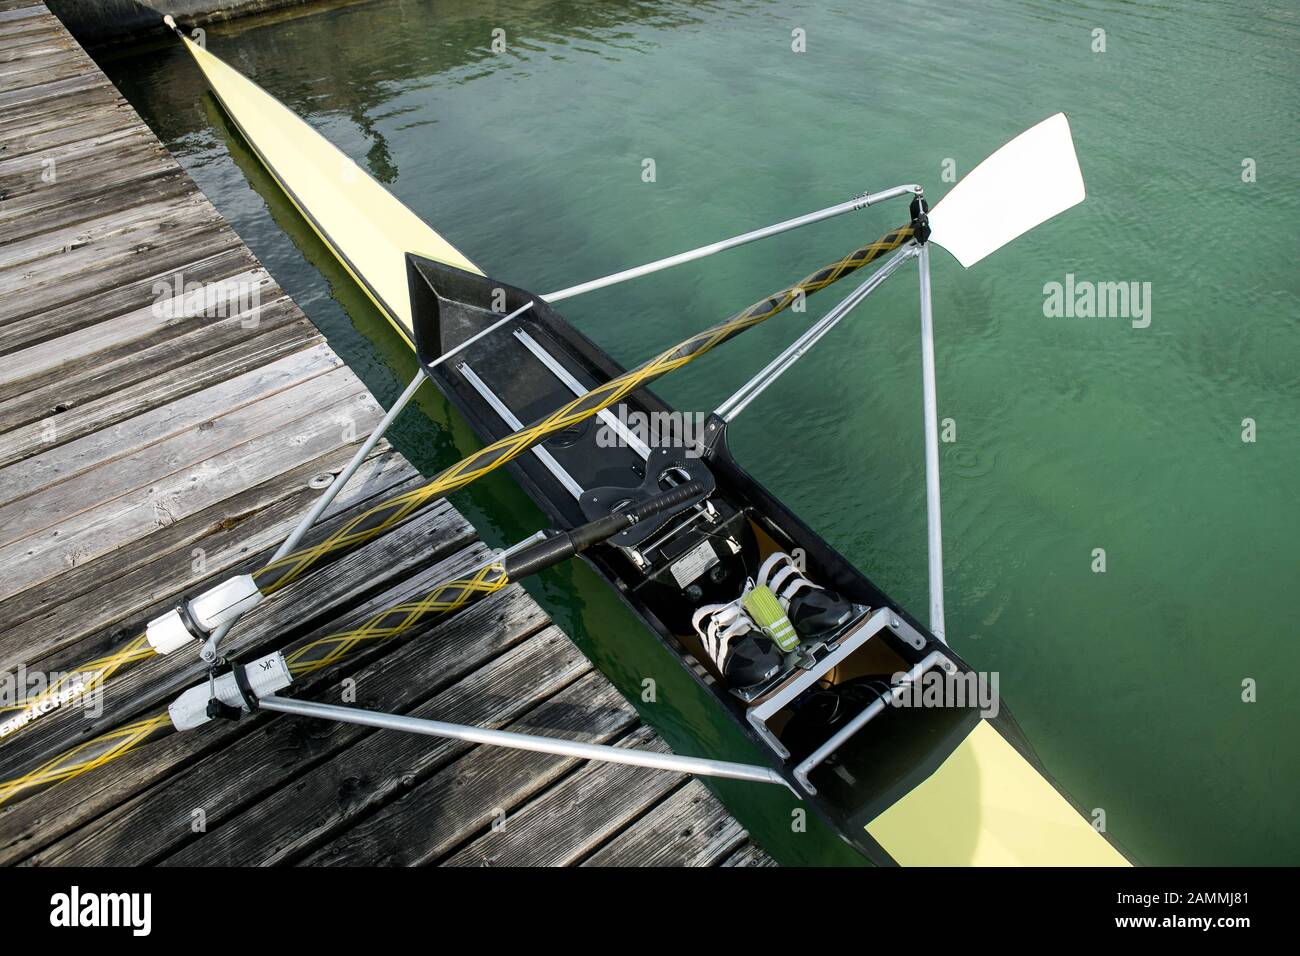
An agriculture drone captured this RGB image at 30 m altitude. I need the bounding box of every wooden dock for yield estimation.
[0,1,773,867]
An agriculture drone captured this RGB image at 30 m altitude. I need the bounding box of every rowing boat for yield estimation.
[170,25,1129,866]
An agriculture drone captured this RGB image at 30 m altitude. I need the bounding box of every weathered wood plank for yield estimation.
[0,127,159,189]
[0,217,243,326]
[0,83,116,135]
[0,448,414,651]
[0,385,381,601]
[0,16,76,47]
[0,4,55,24]
[0,69,103,110]
[0,190,216,275]
[0,3,49,16]
[0,11,61,34]
[0,298,306,430]
[0,20,65,53]
[0,42,78,79]
[0,39,69,68]
[0,38,69,69]
[0,13,60,40]
[0,31,68,59]
[0,324,327,486]
[0,223,246,332]
[0,209,230,312]
[0,362,363,547]
[0,269,276,391]
[0,49,82,92]
[0,184,239,323]
[0,136,170,204]
[443,724,683,867]
[0,23,67,52]
[0,300,309,463]
[0,241,252,357]
[0,164,178,227]
[0,342,342,505]
[0,101,135,161]
[720,841,779,867]
[582,779,748,867]
[0,18,75,44]
[0,160,186,243]
[301,671,641,866]
[158,624,589,866]
[0,5,46,21]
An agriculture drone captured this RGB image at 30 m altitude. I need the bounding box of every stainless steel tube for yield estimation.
[259,695,788,787]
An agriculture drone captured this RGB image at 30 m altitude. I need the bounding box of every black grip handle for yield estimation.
[505,480,705,580]
[570,479,705,550]
[632,479,706,520]
[502,533,575,580]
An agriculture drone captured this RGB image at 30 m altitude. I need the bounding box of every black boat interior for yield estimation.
[407,254,979,827]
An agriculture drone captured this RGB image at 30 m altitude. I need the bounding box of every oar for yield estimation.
[709,114,1087,644]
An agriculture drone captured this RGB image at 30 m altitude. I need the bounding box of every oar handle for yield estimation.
[505,481,704,579]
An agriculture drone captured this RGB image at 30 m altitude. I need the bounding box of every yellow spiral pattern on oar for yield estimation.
[255,226,914,594]
[285,563,509,676]
[0,634,155,739]
[0,565,510,806]
[0,712,172,807]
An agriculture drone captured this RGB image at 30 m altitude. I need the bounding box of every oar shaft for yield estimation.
[0,713,173,807]
[279,370,425,560]
[259,695,787,787]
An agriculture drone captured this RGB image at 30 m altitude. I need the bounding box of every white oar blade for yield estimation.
[928,113,1085,268]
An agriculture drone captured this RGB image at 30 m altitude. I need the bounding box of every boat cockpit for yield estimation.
[408,254,981,827]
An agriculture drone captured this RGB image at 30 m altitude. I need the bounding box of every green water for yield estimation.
[100,0,1298,866]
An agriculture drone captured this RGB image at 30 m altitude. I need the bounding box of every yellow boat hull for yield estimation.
[180,34,480,344]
